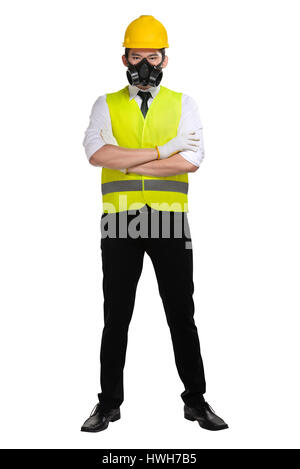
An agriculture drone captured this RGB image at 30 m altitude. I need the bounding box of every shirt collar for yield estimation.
[128,84,160,101]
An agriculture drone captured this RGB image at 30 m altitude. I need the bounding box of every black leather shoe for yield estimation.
[81,402,121,432]
[184,401,228,431]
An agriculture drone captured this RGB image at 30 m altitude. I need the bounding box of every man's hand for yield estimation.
[157,130,201,159]
[100,128,118,146]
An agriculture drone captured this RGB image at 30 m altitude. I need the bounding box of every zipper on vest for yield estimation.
[139,95,160,196]
[141,117,146,194]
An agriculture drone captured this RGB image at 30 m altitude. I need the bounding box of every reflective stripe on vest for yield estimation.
[144,179,188,194]
[102,179,188,195]
[102,180,143,195]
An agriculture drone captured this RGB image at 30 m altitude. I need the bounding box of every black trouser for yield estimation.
[98,204,206,409]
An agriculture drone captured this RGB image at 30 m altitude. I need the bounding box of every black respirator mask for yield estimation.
[126,57,164,87]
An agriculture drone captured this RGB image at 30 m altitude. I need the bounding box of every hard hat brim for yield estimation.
[122,42,169,49]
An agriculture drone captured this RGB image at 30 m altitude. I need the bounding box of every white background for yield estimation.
[0,0,299,450]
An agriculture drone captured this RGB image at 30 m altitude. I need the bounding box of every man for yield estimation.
[81,15,228,432]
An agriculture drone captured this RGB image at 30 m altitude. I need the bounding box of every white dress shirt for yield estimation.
[83,84,205,167]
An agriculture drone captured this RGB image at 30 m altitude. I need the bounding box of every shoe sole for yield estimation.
[184,412,229,431]
[81,411,121,433]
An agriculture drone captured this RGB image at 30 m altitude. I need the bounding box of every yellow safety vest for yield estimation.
[102,85,189,213]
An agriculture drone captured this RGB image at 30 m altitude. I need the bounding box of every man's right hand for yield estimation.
[100,128,118,146]
[157,130,201,159]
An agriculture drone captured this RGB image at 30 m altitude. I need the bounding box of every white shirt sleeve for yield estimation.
[82,94,111,160]
[178,94,205,167]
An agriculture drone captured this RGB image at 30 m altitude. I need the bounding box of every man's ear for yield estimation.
[161,55,168,69]
[122,55,129,67]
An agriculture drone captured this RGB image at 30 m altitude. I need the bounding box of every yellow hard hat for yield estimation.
[122,15,169,49]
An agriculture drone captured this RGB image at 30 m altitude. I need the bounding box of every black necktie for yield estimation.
[137,90,152,118]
